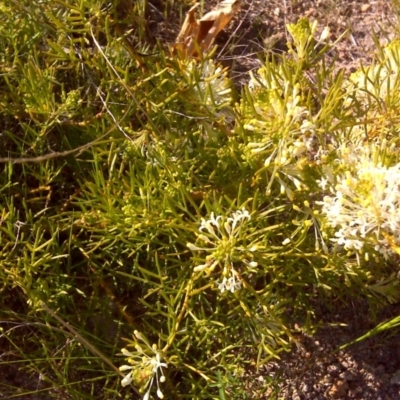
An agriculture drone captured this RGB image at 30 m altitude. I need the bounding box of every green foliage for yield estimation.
[1,1,400,399]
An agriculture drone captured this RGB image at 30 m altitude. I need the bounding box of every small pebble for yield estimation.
[339,369,358,381]
[302,383,310,392]
[328,380,349,399]
[327,363,342,377]
[361,4,372,13]
[340,360,350,369]
[390,370,400,385]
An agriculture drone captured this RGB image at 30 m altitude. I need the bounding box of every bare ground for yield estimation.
[148,0,397,84]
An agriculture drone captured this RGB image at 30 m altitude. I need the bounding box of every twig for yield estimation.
[0,128,113,164]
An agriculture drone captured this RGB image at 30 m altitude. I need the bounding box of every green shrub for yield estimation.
[1,2,400,399]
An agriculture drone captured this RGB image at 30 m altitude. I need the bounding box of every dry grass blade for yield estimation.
[40,302,141,396]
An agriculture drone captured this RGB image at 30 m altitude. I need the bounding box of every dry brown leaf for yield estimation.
[174,4,199,54]
[173,0,241,58]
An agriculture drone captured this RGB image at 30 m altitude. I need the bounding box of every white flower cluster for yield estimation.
[246,69,316,170]
[183,58,232,108]
[318,144,400,257]
[187,208,255,293]
[119,331,167,400]
[345,40,400,107]
[247,77,309,132]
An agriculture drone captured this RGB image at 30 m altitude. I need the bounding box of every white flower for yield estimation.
[187,209,254,291]
[119,364,134,387]
[191,208,251,248]
[317,177,329,190]
[193,263,209,272]
[187,243,209,252]
[199,212,222,238]
[217,269,242,293]
[317,26,330,44]
[119,333,167,400]
[318,143,400,256]
[143,391,150,400]
[227,208,251,233]
[184,59,232,108]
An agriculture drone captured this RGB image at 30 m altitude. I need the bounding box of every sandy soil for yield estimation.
[149,0,396,83]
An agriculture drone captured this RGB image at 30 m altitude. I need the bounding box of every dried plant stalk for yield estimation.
[173,0,241,57]
[174,4,200,54]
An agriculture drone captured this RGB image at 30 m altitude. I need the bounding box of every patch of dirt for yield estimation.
[147,0,396,84]
[260,300,400,399]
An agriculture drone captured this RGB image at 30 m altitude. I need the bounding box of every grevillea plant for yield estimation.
[1,1,400,398]
[116,19,400,399]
